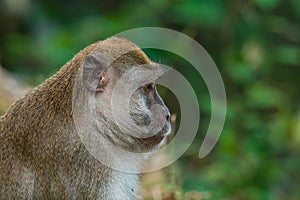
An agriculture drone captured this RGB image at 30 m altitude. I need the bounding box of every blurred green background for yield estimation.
[1,0,300,199]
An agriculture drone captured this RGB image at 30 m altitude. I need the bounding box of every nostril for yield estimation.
[166,114,170,121]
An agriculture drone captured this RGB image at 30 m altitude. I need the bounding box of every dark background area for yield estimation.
[0,0,300,199]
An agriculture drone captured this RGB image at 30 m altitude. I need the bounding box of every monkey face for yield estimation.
[128,82,171,146]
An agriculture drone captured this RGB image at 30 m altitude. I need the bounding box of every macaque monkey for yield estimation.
[0,37,171,199]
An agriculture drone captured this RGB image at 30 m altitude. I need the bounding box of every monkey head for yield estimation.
[77,37,171,153]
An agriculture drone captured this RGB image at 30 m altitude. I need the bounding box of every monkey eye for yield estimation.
[145,83,155,91]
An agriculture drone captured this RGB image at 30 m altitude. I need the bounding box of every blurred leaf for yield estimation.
[246,83,280,108]
[290,0,300,17]
[172,0,224,27]
[274,45,300,65]
[254,0,280,10]
[229,62,254,83]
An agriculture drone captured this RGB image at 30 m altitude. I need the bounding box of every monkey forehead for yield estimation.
[92,37,151,66]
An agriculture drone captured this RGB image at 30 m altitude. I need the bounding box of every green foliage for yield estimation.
[0,0,300,199]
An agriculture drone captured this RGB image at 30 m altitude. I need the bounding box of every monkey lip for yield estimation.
[141,121,171,145]
[139,133,165,147]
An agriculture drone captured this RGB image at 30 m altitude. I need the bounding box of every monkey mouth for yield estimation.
[141,134,165,146]
[140,121,171,145]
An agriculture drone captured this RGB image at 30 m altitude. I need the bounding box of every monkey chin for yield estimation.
[140,121,171,149]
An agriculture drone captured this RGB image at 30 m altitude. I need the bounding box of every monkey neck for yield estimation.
[0,43,100,163]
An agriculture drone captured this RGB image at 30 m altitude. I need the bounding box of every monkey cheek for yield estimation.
[129,112,151,127]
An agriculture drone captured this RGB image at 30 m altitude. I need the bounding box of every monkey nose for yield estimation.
[166,114,170,121]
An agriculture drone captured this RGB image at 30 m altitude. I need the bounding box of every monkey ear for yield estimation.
[82,53,109,92]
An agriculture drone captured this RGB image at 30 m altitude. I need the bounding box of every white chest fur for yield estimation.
[98,170,140,200]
